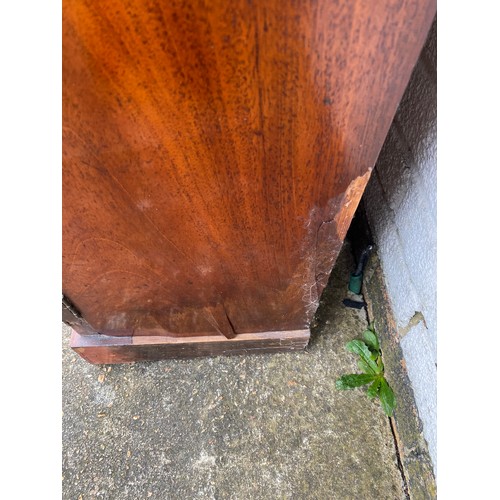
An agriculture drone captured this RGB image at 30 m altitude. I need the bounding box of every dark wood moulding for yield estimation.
[71,329,310,364]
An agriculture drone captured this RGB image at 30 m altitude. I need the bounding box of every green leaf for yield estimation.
[336,373,376,390]
[377,356,384,373]
[367,377,382,399]
[358,359,375,375]
[363,329,379,353]
[346,340,381,374]
[379,378,396,416]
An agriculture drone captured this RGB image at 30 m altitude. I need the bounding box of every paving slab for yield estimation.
[62,244,405,499]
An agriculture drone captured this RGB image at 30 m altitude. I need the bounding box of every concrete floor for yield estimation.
[62,245,405,499]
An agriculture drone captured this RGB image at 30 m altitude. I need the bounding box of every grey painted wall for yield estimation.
[364,19,437,474]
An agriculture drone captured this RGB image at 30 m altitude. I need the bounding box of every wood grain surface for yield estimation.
[63,0,436,340]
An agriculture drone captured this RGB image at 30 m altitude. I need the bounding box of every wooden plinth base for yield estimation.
[70,329,310,364]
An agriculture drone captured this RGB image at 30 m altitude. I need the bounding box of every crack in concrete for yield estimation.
[390,417,411,500]
[399,311,427,338]
[359,289,412,500]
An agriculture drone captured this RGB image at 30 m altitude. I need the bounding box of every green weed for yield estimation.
[336,323,396,417]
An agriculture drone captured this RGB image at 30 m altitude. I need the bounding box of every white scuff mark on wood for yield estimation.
[136,199,153,211]
[198,265,213,276]
[107,312,127,329]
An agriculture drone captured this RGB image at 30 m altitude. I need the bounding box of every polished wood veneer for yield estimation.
[63,0,436,362]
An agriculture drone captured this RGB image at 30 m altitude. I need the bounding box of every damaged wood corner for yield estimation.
[62,295,97,336]
[203,303,237,339]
